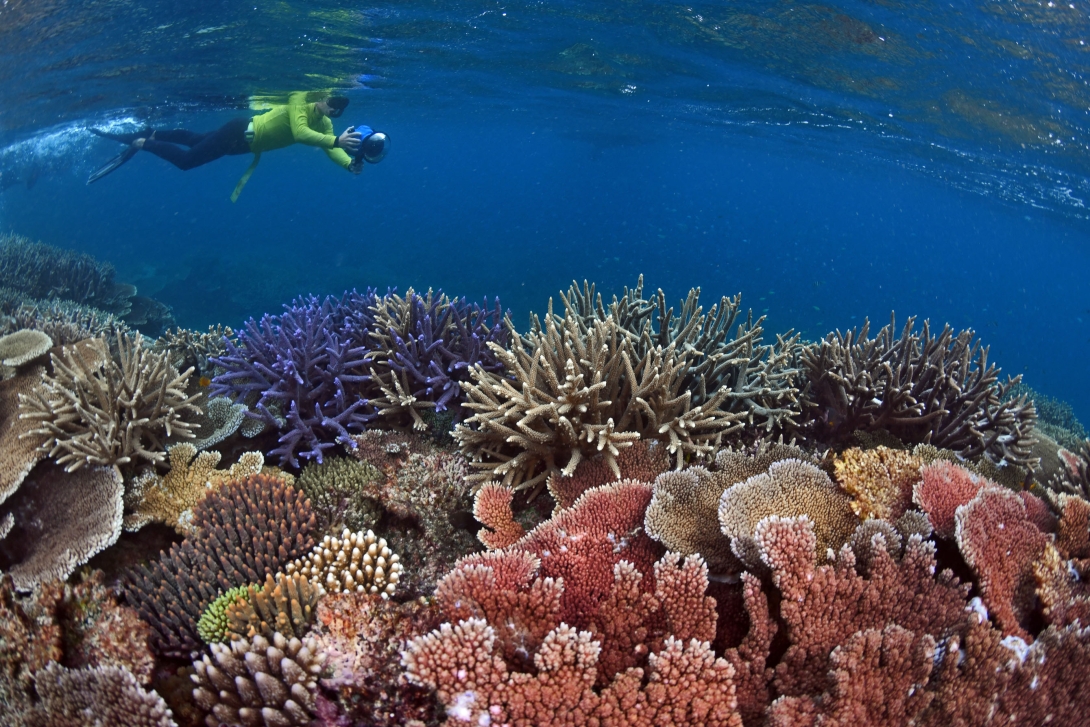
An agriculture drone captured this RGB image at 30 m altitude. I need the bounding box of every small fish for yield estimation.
[198,376,211,387]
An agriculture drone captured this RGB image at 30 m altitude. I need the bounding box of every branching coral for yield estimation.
[455,302,742,491]
[800,314,1037,466]
[1,297,128,348]
[562,277,803,430]
[286,528,402,597]
[190,632,325,727]
[152,324,234,376]
[19,334,201,471]
[225,572,320,641]
[294,455,384,533]
[124,474,316,658]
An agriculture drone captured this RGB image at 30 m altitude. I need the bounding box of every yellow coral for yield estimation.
[833,446,924,521]
[286,528,402,598]
[123,444,267,533]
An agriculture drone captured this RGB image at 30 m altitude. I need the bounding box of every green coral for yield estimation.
[296,456,385,532]
[197,586,254,644]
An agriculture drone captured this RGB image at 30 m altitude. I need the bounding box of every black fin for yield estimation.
[87,144,139,184]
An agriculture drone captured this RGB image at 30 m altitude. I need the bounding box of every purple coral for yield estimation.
[210,294,374,467]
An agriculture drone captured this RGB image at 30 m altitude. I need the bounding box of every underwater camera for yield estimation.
[351,125,389,164]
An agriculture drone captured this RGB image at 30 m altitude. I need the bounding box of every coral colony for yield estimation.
[1,238,1090,727]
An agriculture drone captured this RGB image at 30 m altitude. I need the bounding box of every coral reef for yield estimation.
[547,437,669,512]
[196,585,250,645]
[152,325,234,376]
[0,233,137,315]
[0,296,129,348]
[833,445,923,521]
[0,328,51,369]
[800,314,1038,466]
[473,481,525,548]
[455,302,742,491]
[0,361,48,505]
[0,462,124,590]
[19,334,202,471]
[294,455,384,533]
[190,632,324,727]
[185,396,248,451]
[286,528,402,597]
[125,474,316,658]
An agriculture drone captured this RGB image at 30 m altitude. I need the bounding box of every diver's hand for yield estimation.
[337,126,363,153]
[349,158,363,175]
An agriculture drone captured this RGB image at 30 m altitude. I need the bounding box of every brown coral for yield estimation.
[719,458,858,571]
[834,445,923,521]
[225,572,320,642]
[0,363,48,505]
[18,334,202,471]
[190,631,324,727]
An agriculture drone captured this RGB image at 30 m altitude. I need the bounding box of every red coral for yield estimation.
[912,461,988,538]
[997,622,1090,724]
[753,515,971,697]
[1019,490,1057,533]
[1056,493,1090,559]
[546,439,668,511]
[955,487,1048,639]
[768,625,936,727]
[473,482,525,549]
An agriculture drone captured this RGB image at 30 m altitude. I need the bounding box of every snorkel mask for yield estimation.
[351,125,390,164]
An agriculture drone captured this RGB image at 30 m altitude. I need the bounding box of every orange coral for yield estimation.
[473,482,525,549]
[833,446,922,521]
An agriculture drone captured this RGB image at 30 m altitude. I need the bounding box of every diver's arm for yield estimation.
[289,104,337,148]
[324,146,355,171]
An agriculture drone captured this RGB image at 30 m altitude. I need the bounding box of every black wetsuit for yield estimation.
[141,117,251,171]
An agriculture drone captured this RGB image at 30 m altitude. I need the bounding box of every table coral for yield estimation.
[955,486,1049,638]
[833,445,923,521]
[0,362,48,506]
[31,662,177,727]
[719,458,858,571]
[911,459,990,538]
[19,334,201,471]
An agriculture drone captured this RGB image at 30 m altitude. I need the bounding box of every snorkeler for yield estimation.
[88,92,389,201]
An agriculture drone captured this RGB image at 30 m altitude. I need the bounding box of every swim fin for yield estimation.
[87,144,139,184]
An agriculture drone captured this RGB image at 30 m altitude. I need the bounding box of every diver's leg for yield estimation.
[90,128,152,144]
[150,129,208,147]
[141,118,250,171]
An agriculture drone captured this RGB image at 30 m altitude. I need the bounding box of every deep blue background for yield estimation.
[3,106,1087,420]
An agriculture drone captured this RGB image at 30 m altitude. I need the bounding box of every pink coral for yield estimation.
[473,482,526,549]
[546,439,668,511]
[955,486,1048,638]
[753,515,971,697]
[912,460,989,538]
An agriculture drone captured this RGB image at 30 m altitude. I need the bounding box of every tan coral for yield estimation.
[455,305,743,493]
[0,362,48,506]
[834,446,924,521]
[718,458,858,570]
[123,444,265,533]
[0,329,52,368]
[286,528,402,598]
[18,334,202,471]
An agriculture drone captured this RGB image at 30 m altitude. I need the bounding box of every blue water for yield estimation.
[1,0,1089,418]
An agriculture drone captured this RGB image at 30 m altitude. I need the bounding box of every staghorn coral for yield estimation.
[645,441,811,573]
[190,632,324,727]
[0,233,136,315]
[30,662,177,727]
[0,328,51,368]
[718,458,858,571]
[0,362,48,506]
[209,293,373,467]
[833,445,923,521]
[753,514,972,698]
[562,277,803,431]
[800,314,1038,466]
[455,303,743,492]
[123,444,265,533]
[285,528,402,597]
[19,334,202,471]
[366,288,509,428]
[294,455,384,533]
[225,572,319,641]
[0,462,124,590]
[311,592,442,726]
[125,474,316,658]
[955,486,1049,638]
